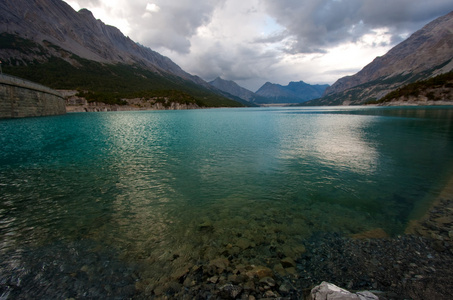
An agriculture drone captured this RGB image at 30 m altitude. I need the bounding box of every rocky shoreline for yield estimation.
[3,230,451,299]
[62,90,201,113]
[2,216,452,300]
[131,232,452,299]
[2,179,452,299]
[378,99,453,106]
[143,189,453,300]
[138,177,453,299]
[66,101,200,113]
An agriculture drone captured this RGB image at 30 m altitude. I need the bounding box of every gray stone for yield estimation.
[356,291,380,300]
[220,283,243,299]
[311,282,379,300]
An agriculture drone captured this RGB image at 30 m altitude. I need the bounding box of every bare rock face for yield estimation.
[0,0,206,85]
[318,11,453,105]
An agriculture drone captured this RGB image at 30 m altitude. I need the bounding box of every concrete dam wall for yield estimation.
[0,74,66,119]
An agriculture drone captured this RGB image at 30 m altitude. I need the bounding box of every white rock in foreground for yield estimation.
[311,281,379,300]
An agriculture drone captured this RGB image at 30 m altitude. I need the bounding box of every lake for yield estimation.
[1,106,452,298]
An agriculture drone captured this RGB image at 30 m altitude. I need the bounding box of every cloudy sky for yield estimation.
[64,0,453,91]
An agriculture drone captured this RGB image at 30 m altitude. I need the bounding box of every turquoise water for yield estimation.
[1,106,453,295]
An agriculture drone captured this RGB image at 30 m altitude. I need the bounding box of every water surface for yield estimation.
[1,106,452,297]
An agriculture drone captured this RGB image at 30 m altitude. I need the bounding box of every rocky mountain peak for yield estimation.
[78,8,94,17]
[0,0,209,86]
[321,10,453,104]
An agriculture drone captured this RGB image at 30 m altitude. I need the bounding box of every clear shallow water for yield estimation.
[1,106,453,296]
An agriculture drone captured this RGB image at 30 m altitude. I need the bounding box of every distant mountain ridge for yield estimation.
[305,11,453,106]
[209,77,329,104]
[209,77,267,104]
[255,81,329,104]
[0,0,244,107]
[209,77,255,101]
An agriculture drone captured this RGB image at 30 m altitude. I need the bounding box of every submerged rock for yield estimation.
[310,281,379,300]
[220,283,243,299]
[258,276,276,287]
[198,220,214,231]
[281,257,297,268]
[209,257,229,273]
[236,237,253,250]
[245,265,273,279]
[273,263,286,276]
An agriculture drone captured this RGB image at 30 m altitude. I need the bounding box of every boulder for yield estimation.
[310,282,379,300]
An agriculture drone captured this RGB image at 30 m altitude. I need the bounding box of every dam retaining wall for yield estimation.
[0,74,66,119]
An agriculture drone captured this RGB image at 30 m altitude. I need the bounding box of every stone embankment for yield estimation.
[0,74,66,118]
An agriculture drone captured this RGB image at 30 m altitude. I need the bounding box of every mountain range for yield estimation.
[1,0,451,107]
[0,0,330,108]
[0,0,246,107]
[210,77,329,105]
[209,77,256,102]
[305,10,453,106]
[255,81,329,104]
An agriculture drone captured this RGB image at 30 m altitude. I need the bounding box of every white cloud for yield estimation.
[66,0,132,35]
[146,3,160,13]
[64,0,453,90]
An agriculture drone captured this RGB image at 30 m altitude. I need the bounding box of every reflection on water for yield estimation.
[1,107,453,297]
[281,114,379,175]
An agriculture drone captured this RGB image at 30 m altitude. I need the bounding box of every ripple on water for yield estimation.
[1,107,453,298]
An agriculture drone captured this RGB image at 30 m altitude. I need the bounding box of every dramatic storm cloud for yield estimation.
[261,0,453,53]
[65,0,453,91]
